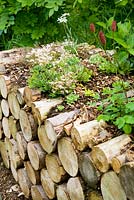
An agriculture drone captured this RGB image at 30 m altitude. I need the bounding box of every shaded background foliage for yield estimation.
[0,0,134,50]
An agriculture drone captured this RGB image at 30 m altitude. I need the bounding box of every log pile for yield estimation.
[0,63,134,199]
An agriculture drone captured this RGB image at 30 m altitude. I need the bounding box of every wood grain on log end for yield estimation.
[17,168,32,198]
[24,161,40,185]
[31,185,49,200]
[41,169,56,199]
[56,184,70,200]
[58,137,78,177]
[27,141,46,170]
[46,153,67,183]
[67,177,84,200]
[8,92,20,119]
[119,162,134,200]
[101,171,126,200]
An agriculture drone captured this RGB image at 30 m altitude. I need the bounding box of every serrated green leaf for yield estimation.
[123,124,132,134]
[124,115,134,124]
[115,117,125,129]
[126,102,134,112]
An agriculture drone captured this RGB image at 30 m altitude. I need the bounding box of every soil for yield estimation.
[0,44,134,199]
[0,157,32,200]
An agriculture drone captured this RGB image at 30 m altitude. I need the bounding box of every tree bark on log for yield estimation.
[42,110,79,153]
[56,184,70,200]
[27,141,46,170]
[0,101,2,120]
[8,92,20,119]
[17,168,32,198]
[31,98,63,125]
[23,86,41,107]
[16,131,28,160]
[101,171,126,200]
[41,168,56,199]
[0,121,4,139]
[46,153,67,183]
[24,161,40,185]
[79,152,101,188]
[31,185,49,200]
[1,99,9,117]
[0,75,11,98]
[71,120,106,151]
[91,134,132,172]
[88,129,112,148]
[58,137,78,177]
[0,140,10,168]
[19,109,37,141]
[119,162,134,200]
[2,117,11,138]
[9,116,20,139]
[67,177,85,200]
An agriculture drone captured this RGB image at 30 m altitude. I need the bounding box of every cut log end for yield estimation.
[101,171,126,200]
[91,146,108,173]
[46,153,66,183]
[41,169,56,199]
[27,141,46,170]
[31,185,49,200]
[67,177,84,200]
[58,137,78,177]
[17,168,32,198]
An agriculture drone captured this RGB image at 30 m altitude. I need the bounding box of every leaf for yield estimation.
[127,34,134,48]
[113,37,128,48]
[128,49,134,56]
[115,117,125,129]
[49,9,54,17]
[0,12,9,30]
[124,115,134,124]
[96,21,106,29]
[117,21,131,38]
[125,102,134,112]
[123,124,132,134]
[115,0,128,6]
[107,17,114,27]
[97,114,110,122]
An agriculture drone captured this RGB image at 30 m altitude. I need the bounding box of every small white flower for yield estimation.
[57,13,70,24]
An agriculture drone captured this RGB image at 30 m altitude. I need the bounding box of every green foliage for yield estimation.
[90,16,134,75]
[97,80,134,134]
[105,21,134,56]
[57,105,65,111]
[84,88,100,100]
[0,0,134,49]
[89,49,133,75]
[66,93,79,105]
[28,55,92,97]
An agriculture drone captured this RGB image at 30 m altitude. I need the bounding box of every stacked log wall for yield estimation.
[0,55,134,200]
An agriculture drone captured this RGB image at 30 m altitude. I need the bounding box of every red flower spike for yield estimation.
[89,23,95,33]
[111,20,117,32]
[98,31,106,45]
